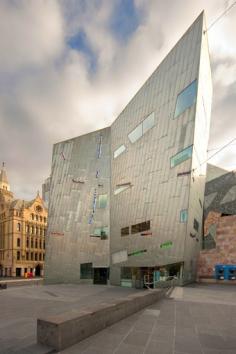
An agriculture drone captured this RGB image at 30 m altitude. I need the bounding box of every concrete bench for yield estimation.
[37,288,166,351]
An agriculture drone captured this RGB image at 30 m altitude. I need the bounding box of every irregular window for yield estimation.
[143,112,155,134]
[114,183,131,195]
[80,263,93,279]
[170,145,193,168]
[180,210,188,223]
[194,218,199,232]
[98,194,108,208]
[114,145,126,159]
[121,227,129,236]
[128,123,142,143]
[174,79,197,118]
[128,112,155,144]
[131,220,150,234]
[93,226,108,239]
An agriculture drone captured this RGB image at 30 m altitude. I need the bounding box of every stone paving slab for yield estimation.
[59,285,236,354]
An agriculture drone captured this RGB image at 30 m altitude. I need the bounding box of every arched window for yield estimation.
[17,223,21,232]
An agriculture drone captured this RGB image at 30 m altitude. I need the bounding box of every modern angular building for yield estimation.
[45,12,212,286]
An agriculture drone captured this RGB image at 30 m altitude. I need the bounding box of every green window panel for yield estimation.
[160,241,173,249]
[98,194,108,208]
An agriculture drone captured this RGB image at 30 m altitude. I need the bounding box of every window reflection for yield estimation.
[170,145,193,168]
[114,144,126,159]
[174,80,197,118]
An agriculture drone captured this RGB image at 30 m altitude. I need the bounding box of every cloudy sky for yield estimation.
[0,0,236,200]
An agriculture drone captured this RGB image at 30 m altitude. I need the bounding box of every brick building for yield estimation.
[198,165,236,278]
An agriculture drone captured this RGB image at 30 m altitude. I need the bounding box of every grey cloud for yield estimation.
[0,0,235,200]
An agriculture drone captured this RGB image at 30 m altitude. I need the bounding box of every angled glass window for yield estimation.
[180,209,188,223]
[121,227,129,236]
[131,221,150,234]
[194,218,199,231]
[98,194,107,208]
[174,80,197,118]
[114,183,131,195]
[80,263,93,279]
[94,226,108,239]
[128,123,142,143]
[143,112,155,134]
[114,144,126,159]
[170,145,193,168]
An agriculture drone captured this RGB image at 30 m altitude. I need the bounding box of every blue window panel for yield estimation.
[143,112,155,134]
[180,209,188,223]
[114,144,126,159]
[128,123,142,143]
[170,145,193,168]
[174,80,197,118]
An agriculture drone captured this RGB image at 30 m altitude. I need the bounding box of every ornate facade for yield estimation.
[0,164,47,277]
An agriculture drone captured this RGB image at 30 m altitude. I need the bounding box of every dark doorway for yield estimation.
[16,268,21,277]
[35,264,41,277]
[93,268,108,284]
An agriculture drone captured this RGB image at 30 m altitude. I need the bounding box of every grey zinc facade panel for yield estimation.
[45,128,110,283]
[45,12,212,285]
[110,12,212,284]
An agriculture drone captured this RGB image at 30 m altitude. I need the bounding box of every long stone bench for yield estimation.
[37,288,166,351]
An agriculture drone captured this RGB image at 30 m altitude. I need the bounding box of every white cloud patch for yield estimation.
[0,0,64,72]
[0,0,236,199]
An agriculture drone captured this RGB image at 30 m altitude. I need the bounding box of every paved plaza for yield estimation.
[0,283,236,353]
[60,284,236,354]
[0,283,139,353]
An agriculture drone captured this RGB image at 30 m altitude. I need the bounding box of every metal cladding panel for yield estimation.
[110,12,212,279]
[45,128,110,283]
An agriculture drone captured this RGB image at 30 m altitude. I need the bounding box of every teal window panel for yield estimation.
[180,209,188,223]
[170,145,193,168]
[174,80,197,118]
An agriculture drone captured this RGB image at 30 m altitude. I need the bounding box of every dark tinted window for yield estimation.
[80,263,93,279]
[131,220,150,234]
[121,227,129,236]
[194,218,199,231]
